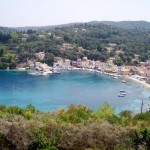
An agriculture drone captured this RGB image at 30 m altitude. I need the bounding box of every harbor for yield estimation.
[0,70,150,113]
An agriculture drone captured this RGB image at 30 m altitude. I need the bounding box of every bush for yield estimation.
[119,110,133,118]
[58,104,93,124]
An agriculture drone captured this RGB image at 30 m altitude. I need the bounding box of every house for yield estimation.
[108,43,117,47]
[22,34,29,38]
[134,54,140,60]
[81,29,87,32]
[82,57,90,68]
[35,52,45,60]
[107,58,115,66]
[121,68,130,75]
[144,69,150,78]
[38,35,46,38]
[35,62,52,71]
[145,60,150,66]
[136,67,145,76]
[95,61,101,69]
[78,47,85,51]
[116,50,123,54]
[77,59,82,67]
[98,62,107,71]
[62,59,71,68]
[110,65,118,73]
[62,43,72,49]
[53,57,64,68]
[27,60,35,69]
[47,32,52,36]
[71,61,77,67]
[89,60,95,69]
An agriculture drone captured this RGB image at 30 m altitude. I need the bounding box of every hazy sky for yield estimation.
[0,0,150,27]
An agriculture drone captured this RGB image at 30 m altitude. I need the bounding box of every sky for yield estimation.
[0,0,150,27]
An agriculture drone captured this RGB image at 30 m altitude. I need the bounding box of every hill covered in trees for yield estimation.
[0,21,150,69]
[100,21,150,30]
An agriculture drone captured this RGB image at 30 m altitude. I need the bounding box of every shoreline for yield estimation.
[125,75,150,89]
[1,68,150,90]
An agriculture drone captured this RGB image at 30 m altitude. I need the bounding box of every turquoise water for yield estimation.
[0,70,150,113]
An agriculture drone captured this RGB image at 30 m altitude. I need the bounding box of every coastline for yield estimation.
[1,68,150,90]
[125,75,150,89]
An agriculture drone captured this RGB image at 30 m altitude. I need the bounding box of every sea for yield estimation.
[0,70,150,114]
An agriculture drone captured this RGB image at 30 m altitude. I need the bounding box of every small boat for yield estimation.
[113,76,118,79]
[120,90,126,92]
[118,94,125,97]
[52,70,60,74]
[18,67,26,70]
[122,80,126,83]
[28,71,43,76]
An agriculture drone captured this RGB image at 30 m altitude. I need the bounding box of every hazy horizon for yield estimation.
[1,20,150,28]
[0,0,150,27]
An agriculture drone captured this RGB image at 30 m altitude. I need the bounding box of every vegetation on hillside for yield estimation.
[0,22,150,69]
[0,102,150,149]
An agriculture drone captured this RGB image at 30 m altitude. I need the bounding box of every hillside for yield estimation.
[0,21,150,69]
[1,20,150,32]
[13,21,150,31]
[100,21,150,30]
[0,26,15,34]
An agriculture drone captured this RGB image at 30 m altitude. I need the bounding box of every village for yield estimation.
[18,49,150,87]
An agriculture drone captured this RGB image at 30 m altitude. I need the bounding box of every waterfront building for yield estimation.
[144,69,150,78]
[71,61,77,67]
[121,68,130,75]
[35,52,45,60]
[77,59,82,67]
[82,57,90,68]
[89,60,95,69]
[145,60,150,66]
[62,59,71,68]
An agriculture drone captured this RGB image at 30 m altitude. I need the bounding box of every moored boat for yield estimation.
[52,70,60,74]
[120,90,126,92]
[122,80,126,83]
[118,94,125,97]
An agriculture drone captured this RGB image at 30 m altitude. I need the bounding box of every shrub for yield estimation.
[58,104,93,124]
[119,110,133,118]
[96,101,115,118]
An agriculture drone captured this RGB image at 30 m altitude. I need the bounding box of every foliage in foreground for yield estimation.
[0,102,150,150]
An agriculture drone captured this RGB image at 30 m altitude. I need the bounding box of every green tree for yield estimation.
[44,53,54,66]
[96,102,115,118]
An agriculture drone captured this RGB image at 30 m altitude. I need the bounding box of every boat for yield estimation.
[118,90,126,97]
[118,94,125,97]
[122,80,126,83]
[28,71,43,76]
[52,70,60,74]
[113,76,118,79]
[120,90,126,92]
[18,67,26,71]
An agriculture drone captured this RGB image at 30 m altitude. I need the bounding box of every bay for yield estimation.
[0,70,150,113]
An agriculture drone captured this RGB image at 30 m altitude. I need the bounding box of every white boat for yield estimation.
[52,70,60,74]
[122,80,126,83]
[120,90,126,92]
[113,76,118,79]
[18,67,26,70]
[96,70,101,73]
[29,71,43,76]
[118,94,125,97]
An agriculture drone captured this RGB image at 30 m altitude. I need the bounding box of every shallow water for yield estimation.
[0,70,150,113]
